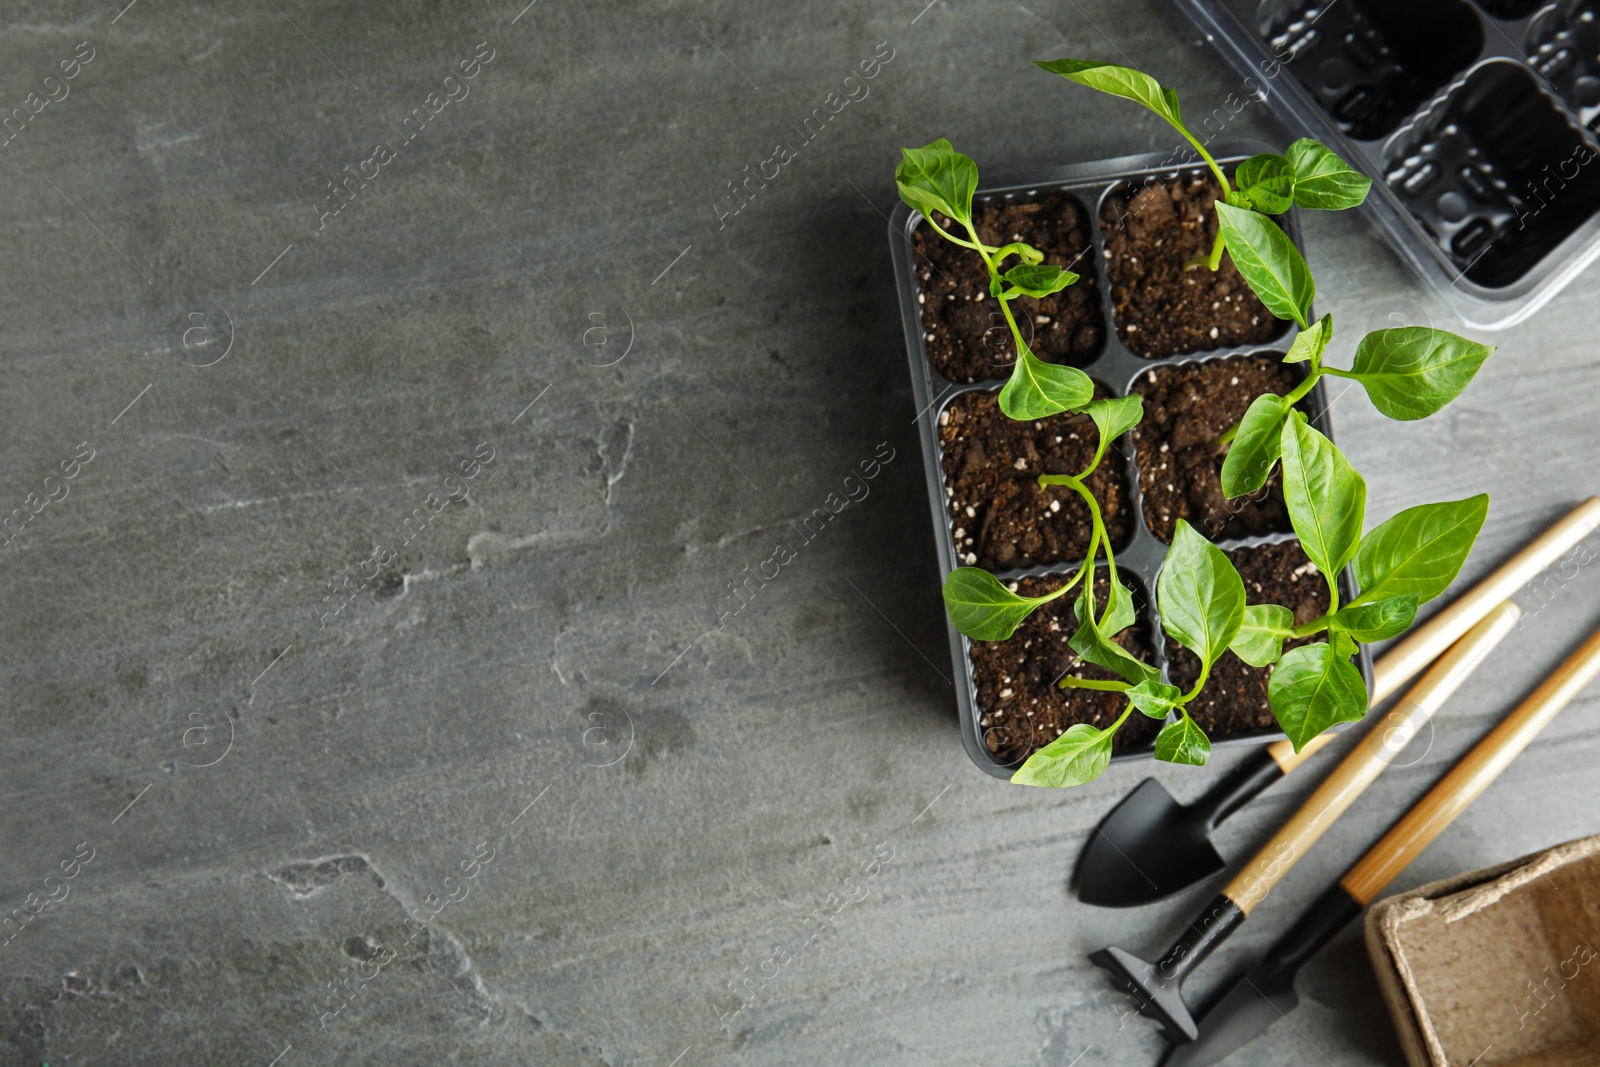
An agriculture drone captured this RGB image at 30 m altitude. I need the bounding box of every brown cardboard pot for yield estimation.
[1365,833,1600,1067]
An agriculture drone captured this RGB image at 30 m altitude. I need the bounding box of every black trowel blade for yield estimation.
[1076,778,1226,907]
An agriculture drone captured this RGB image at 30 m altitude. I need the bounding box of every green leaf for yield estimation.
[1285,138,1372,211]
[1268,642,1369,751]
[1346,328,1495,421]
[1003,263,1078,298]
[1214,201,1315,329]
[1332,595,1420,642]
[1069,580,1158,686]
[943,568,1050,641]
[1082,395,1143,452]
[1329,628,1359,661]
[1235,153,1294,214]
[1280,414,1366,577]
[1283,313,1333,365]
[1012,721,1115,787]
[1068,626,1157,686]
[1154,713,1211,766]
[1158,520,1247,668]
[1127,677,1184,719]
[895,139,979,226]
[1220,393,1289,498]
[1034,59,1182,127]
[1353,495,1489,605]
[1230,603,1295,668]
[1094,572,1139,635]
[998,347,1095,420]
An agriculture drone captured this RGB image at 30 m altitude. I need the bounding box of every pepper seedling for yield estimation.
[1033,59,1497,501]
[898,65,1498,788]
[1034,58,1373,278]
[896,139,1095,421]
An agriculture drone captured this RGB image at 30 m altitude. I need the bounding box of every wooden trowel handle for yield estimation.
[1341,622,1600,905]
[1224,602,1522,915]
[1264,498,1600,778]
[1266,731,1336,775]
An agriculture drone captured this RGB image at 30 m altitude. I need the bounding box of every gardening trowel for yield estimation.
[1075,496,1600,908]
[1075,733,1335,907]
[1092,603,1520,1043]
[1164,620,1600,1065]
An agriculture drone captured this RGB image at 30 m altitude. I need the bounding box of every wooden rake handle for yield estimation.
[1263,496,1600,777]
[1225,602,1522,915]
[1341,622,1600,905]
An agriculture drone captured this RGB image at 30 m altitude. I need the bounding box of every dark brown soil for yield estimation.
[1100,174,1288,358]
[1165,541,1333,740]
[1132,354,1306,545]
[913,192,1104,383]
[974,572,1161,764]
[939,390,1132,570]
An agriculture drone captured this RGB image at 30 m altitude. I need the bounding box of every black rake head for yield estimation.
[1091,944,1201,1043]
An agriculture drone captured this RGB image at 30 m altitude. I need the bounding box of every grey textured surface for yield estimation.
[2,2,1598,1065]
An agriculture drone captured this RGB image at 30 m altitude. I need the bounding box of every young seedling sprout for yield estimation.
[897,61,1499,788]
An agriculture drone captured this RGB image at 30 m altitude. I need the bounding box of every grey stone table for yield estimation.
[3,2,1597,1065]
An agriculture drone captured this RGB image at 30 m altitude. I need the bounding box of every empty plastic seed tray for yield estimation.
[1170,0,1600,328]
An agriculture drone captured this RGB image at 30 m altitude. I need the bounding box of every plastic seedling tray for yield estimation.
[1170,0,1600,330]
[890,144,1375,780]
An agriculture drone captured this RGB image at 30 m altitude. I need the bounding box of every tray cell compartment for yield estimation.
[1256,0,1486,140]
[1384,60,1600,287]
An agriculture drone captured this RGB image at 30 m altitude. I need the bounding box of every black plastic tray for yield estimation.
[890,144,1376,780]
[1170,0,1600,330]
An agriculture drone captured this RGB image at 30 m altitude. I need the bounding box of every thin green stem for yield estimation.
[992,241,1043,267]
[1177,655,1209,703]
[1056,521,1103,619]
[1045,474,1123,629]
[1206,228,1227,271]
[931,220,1010,259]
[1163,118,1231,274]
[1163,119,1231,197]
[1088,441,1109,475]
[960,220,999,273]
[1184,228,1228,272]
[1034,541,1098,604]
[1107,698,1136,734]
[1038,473,1111,574]
[962,220,1036,369]
[1282,369,1323,407]
[1211,370,1324,450]
[1056,676,1132,692]
[1081,522,1101,587]
[1290,614,1333,639]
[932,226,993,253]
[1018,507,1100,612]
[994,290,1030,359]
[1079,484,1115,581]
[937,231,983,251]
